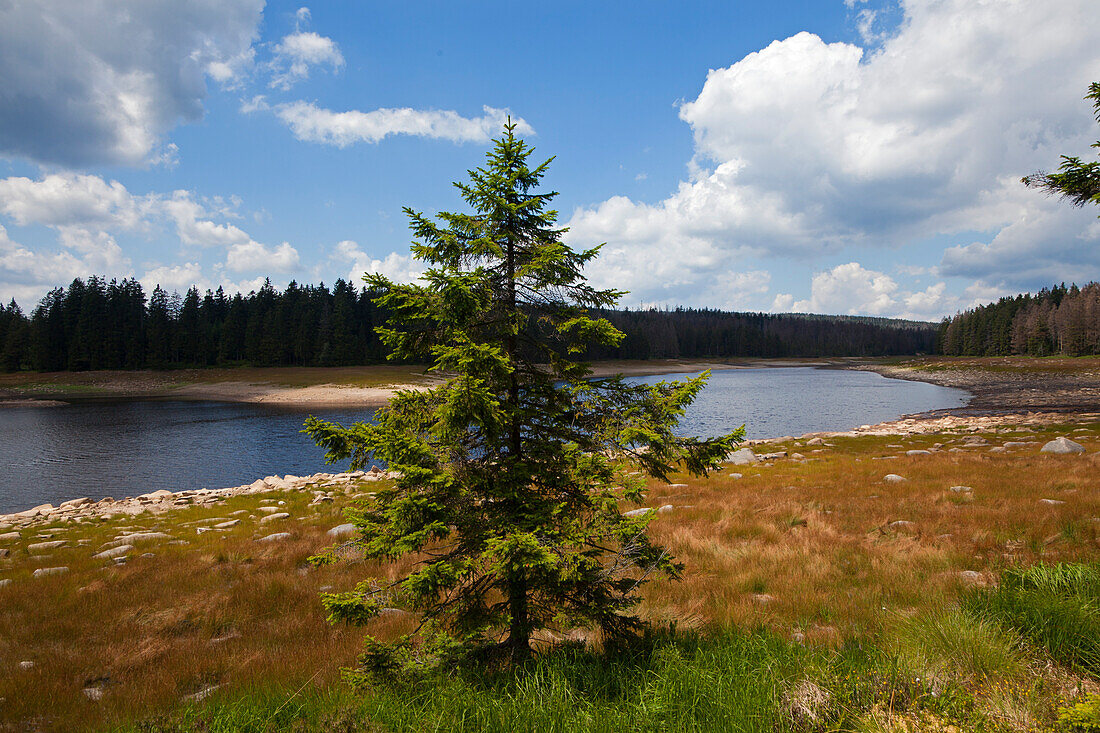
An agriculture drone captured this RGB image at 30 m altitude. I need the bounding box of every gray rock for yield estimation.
[111,532,172,545]
[183,684,221,702]
[19,660,34,670]
[33,566,68,578]
[726,448,759,465]
[1041,437,1086,454]
[259,512,289,523]
[60,497,92,510]
[256,506,281,514]
[729,473,743,479]
[257,532,292,543]
[28,540,66,553]
[83,687,104,701]
[906,449,932,456]
[806,437,824,446]
[883,474,906,483]
[988,446,1007,453]
[656,504,674,514]
[1039,498,1066,506]
[214,519,240,529]
[751,593,775,605]
[888,520,916,530]
[379,607,412,618]
[958,570,985,586]
[327,523,356,538]
[0,531,18,541]
[0,578,11,588]
[622,508,653,518]
[93,544,133,559]
[949,485,972,493]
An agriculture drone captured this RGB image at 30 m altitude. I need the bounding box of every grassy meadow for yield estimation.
[1,419,1099,731]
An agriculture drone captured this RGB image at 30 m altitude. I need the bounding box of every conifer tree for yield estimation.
[305,124,739,670]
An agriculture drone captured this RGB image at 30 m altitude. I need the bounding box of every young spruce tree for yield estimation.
[305,124,740,670]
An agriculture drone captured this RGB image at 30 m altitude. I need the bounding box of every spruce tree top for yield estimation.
[306,123,739,670]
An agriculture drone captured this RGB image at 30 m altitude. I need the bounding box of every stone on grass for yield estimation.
[33,566,68,578]
[19,660,34,670]
[114,532,172,544]
[257,506,281,514]
[958,570,985,586]
[906,450,932,456]
[0,578,11,588]
[949,485,972,493]
[327,523,356,538]
[988,446,1007,453]
[0,531,19,541]
[183,684,221,702]
[214,519,240,529]
[883,474,906,483]
[1039,499,1066,506]
[622,508,653,518]
[657,504,674,514]
[1041,437,1086,454]
[751,593,775,605]
[257,532,292,543]
[726,448,759,465]
[729,473,743,479]
[259,512,289,523]
[27,540,65,553]
[93,544,132,559]
[60,497,92,510]
[83,687,104,701]
[806,437,824,446]
[888,520,916,530]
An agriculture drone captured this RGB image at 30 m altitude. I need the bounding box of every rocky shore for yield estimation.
[0,467,398,531]
[855,360,1100,414]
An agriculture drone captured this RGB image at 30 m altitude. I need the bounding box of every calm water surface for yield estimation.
[0,367,968,513]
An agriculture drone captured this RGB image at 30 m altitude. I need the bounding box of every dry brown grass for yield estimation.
[1,420,1098,730]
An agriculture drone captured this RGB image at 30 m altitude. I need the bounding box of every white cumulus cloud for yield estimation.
[568,0,1100,312]
[332,240,424,284]
[226,241,300,273]
[270,31,345,89]
[276,103,534,146]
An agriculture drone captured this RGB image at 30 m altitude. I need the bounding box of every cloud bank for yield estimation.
[0,0,263,167]
[569,0,1100,317]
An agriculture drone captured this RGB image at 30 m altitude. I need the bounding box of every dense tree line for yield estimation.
[584,309,937,360]
[0,276,939,372]
[0,276,390,372]
[939,282,1100,356]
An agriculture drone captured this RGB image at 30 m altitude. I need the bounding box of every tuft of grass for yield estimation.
[889,608,1026,684]
[965,563,1100,677]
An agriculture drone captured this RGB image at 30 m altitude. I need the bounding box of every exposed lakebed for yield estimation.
[0,367,969,512]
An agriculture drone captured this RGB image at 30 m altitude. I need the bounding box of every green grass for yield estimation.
[115,626,1022,733]
[965,563,1100,677]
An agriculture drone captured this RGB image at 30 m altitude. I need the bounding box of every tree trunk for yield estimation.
[508,572,531,663]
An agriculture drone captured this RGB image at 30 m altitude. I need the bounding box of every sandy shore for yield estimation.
[0,359,777,408]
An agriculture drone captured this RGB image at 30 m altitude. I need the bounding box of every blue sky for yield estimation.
[1,0,1098,320]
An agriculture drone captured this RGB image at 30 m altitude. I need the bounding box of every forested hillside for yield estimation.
[0,276,937,372]
[939,282,1100,356]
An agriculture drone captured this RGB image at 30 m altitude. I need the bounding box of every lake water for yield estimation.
[0,367,968,513]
